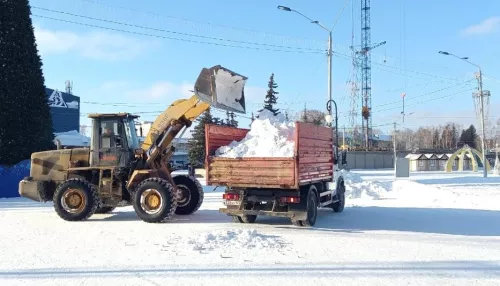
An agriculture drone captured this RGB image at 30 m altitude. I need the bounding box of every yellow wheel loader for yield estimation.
[18,65,248,223]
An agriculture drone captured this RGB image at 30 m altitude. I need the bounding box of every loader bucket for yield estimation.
[194,65,247,114]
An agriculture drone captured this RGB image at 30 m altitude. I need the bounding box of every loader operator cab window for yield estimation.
[100,120,121,148]
[124,119,140,149]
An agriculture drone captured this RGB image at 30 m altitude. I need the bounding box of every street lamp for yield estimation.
[325,99,339,166]
[277,5,333,124]
[439,50,487,178]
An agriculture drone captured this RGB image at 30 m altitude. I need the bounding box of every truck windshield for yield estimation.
[124,119,140,149]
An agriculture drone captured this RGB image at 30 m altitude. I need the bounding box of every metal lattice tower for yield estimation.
[359,0,385,149]
[348,0,360,146]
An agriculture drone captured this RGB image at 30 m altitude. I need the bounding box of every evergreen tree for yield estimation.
[188,109,213,167]
[187,109,226,167]
[458,124,478,149]
[300,103,308,122]
[0,0,54,166]
[258,73,280,116]
[433,129,440,149]
[229,112,238,127]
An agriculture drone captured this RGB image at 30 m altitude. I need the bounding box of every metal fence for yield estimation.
[0,160,30,198]
[344,151,409,170]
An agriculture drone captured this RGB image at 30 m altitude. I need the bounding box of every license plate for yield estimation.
[224,200,241,205]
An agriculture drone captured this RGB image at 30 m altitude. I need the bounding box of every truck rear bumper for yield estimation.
[219,208,307,221]
[18,179,45,202]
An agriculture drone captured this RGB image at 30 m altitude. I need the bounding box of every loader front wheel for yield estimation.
[172,175,204,215]
[53,178,99,221]
[133,178,177,223]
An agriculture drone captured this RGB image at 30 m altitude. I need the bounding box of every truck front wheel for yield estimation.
[332,182,345,213]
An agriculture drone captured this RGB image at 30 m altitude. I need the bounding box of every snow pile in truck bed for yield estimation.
[215,109,296,158]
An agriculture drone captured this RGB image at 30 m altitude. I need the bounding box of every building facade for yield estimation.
[46,88,80,133]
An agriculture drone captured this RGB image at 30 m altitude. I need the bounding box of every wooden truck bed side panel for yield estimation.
[296,122,334,184]
[206,157,296,188]
[205,124,297,189]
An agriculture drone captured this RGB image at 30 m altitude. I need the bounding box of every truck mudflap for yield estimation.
[219,208,308,221]
[18,178,53,202]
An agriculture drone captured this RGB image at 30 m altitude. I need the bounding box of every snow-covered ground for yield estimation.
[1,169,500,285]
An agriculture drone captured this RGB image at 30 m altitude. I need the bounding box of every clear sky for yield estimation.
[29,0,499,136]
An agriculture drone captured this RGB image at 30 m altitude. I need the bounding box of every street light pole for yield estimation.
[277,5,333,116]
[439,51,487,177]
[277,4,336,161]
[327,30,332,121]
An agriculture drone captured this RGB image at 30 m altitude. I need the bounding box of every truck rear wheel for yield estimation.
[132,177,177,223]
[53,178,99,221]
[292,185,318,227]
[232,215,257,223]
[172,175,204,215]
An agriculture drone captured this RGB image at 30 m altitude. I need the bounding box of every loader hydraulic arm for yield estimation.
[141,95,210,167]
[138,64,248,176]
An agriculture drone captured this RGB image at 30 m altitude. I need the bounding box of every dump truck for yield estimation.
[204,121,346,227]
[18,65,248,223]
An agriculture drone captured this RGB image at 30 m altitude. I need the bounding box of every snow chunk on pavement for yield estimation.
[188,229,287,251]
[215,109,295,158]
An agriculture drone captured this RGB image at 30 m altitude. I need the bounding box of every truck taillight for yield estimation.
[280,196,300,203]
[223,193,239,200]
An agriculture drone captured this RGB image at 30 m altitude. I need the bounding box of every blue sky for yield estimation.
[29,0,499,136]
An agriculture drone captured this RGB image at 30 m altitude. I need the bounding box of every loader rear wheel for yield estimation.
[172,175,204,215]
[132,177,177,223]
[53,178,99,221]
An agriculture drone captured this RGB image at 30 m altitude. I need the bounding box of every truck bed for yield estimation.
[205,122,333,189]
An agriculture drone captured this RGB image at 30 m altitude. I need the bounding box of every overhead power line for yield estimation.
[32,14,324,54]
[75,0,324,45]
[32,6,326,53]
[375,88,475,113]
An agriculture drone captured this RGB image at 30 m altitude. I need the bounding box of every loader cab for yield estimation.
[88,113,140,168]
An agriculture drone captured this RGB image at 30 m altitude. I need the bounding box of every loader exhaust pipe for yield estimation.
[194,65,247,114]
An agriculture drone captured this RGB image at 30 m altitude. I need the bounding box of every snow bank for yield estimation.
[187,229,287,252]
[340,169,391,200]
[215,109,295,158]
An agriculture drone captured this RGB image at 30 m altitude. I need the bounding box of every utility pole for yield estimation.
[343,125,346,149]
[393,122,397,174]
[477,69,488,178]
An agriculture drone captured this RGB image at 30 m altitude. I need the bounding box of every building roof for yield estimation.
[54,130,89,146]
[87,112,139,119]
